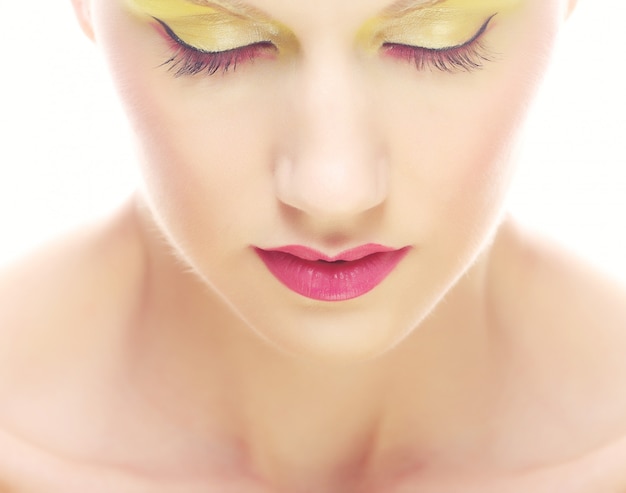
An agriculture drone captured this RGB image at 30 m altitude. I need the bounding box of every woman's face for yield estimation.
[82,0,572,359]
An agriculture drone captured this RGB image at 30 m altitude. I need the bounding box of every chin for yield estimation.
[221,285,435,363]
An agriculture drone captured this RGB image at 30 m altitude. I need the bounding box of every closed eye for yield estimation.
[153,18,278,77]
[382,14,498,73]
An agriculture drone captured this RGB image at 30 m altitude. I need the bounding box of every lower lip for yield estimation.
[254,247,411,302]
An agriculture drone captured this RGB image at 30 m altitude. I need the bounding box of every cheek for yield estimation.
[134,102,277,257]
[107,75,276,255]
[93,0,279,247]
[385,6,560,240]
[380,87,517,249]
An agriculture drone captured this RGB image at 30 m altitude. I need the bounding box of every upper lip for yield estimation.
[257,244,401,262]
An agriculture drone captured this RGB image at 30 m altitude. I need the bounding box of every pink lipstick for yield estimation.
[254,244,411,302]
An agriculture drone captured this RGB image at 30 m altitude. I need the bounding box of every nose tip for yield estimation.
[273,51,389,222]
[274,154,388,220]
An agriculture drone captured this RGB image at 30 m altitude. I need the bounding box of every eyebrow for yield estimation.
[182,0,272,19]
[182,0,446,18]
[383,0,446,15]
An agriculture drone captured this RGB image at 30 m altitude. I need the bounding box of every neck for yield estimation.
[124,196,501,489]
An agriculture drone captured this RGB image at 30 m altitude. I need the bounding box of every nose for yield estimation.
[274,53,388,222]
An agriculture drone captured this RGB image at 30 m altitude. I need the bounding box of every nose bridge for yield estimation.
[274,51,387,219]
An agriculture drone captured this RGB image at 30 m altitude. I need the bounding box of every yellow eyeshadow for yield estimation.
[125,0,219,18]
[359,0,523,50]
[124,0,521,55]
[124,0,296,53]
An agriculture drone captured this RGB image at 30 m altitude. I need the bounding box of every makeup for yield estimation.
[124,0,296,53]
[255,245,411,302]
[359,0,523,51]
[381,13,496,72]
[155,24,277,76]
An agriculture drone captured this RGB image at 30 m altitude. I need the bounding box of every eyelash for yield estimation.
[382,15,497,73]
[162,42,275,77]
[382,40,494,73]
[155,14,497,78]
[154,18,276,77]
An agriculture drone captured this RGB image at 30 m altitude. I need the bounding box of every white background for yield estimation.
[1,1,625,281]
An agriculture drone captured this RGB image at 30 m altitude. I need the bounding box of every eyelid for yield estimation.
[126,0,297,53]
[360,10,497,52]
[154,17,280,77]
[154,18,199,52]
[153,17,272,53]
[419,13,496,51]
[380,15,498,73]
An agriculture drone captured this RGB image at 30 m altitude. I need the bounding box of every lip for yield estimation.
[254,244,411,302]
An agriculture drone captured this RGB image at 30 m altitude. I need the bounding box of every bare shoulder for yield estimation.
[0,200,152,487]
[485,216,626,478]
[0,200,144,387]
[490,215,626,336]
[492,216,626,397]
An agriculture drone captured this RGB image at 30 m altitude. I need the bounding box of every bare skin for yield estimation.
[2,0,625,489]
[1,196,626,492]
